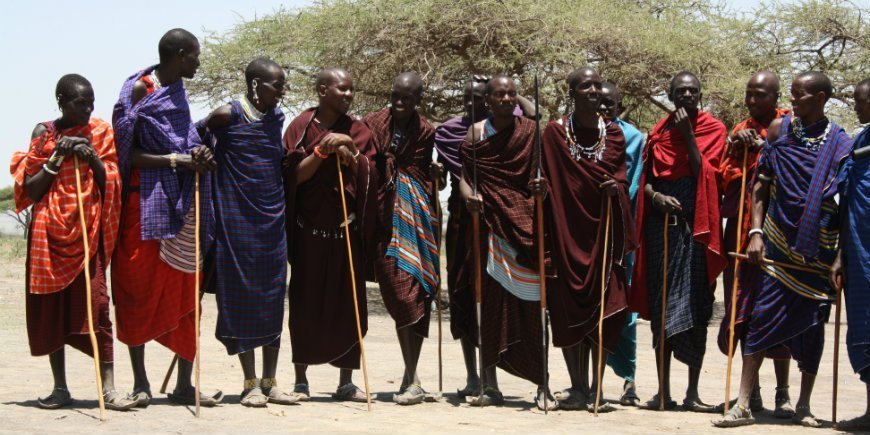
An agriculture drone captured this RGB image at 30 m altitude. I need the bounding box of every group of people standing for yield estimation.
[12,27,870,431]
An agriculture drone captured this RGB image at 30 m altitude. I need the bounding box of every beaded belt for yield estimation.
[296,213,356,239]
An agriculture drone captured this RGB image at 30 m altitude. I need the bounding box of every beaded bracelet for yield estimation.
[313,146,329,159]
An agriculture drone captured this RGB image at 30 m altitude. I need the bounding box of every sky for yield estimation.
[0,0,763,188]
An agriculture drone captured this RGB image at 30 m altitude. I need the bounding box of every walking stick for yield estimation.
[727,253,830,275]
[336,157,372,411]
[532,75,550,414]
[73,156,106,421]
[658,212,669,411]
[433,173,444,394]
[594,195,612,416]
[194,172,201,417]
[159,290,206,394]
[833,275,843,423]
[724,147,749,415]
[469,78,485,404]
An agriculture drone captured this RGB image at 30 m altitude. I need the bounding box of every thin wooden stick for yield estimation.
[159,356,178,395]
[194,172,201,417]
[73,156,106,421]
[433,173,443,394]
[833,275,843,423]
[727,252,829,275]
[659,212,669,411]
[594,196,612,416]
[472,210,484,403]
[535,193,548,414]
[336,158,372,411]
[724,148,748,415]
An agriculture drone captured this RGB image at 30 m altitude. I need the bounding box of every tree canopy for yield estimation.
[190,0,868,130]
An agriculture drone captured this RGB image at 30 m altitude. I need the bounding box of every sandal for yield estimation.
[555,388,587,411]
[456,381,481,398]
[293,383,311,402]
[333,383,369,403]
[682,397,717,413]
[619,382,640,407]
[712,404,755,428]
[103,390,137,411]
[37,387,72,410]
[640,394,677,411]
[792,406,822,428]
[126,389,152,408]
[535,387,558,411]
[773,386,794,419]
[261,378,300,405]
[168,385,220,407]
[835,415,870,432]
[240,388,268,408]
[465,387,504,407]
[394,384,427,406]
[588,401,617,414]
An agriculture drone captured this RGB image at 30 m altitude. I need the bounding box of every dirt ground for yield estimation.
[0,238,865,434]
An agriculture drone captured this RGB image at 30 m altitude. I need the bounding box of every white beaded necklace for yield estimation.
[793,117,831,152]
[566,113,607,162]
[240,96,265,122]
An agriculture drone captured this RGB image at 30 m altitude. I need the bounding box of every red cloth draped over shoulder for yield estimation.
[282,107,379,263]
[362,107,436,229]
[11,118,122,295]
[459,116,542,269]
[719,108,789,249]
[542,119,637,297]
[629,111,728,319]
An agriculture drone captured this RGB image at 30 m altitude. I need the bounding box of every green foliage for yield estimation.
[190,0,869,131]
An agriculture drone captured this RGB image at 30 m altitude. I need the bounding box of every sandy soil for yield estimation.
[0,242,864,434]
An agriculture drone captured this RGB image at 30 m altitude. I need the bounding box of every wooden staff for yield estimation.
[73,156,106,421]
[533,74,550,414]
[433,172,443,393]
[727,252,829,275]
[470,79,485,404]
[336,157,372,411]
[658,212,669,411]
[194,172,202,416]
[594,195,612,416]
[159,357,178,395]
[724,147,749,415]
[833,275,843,423]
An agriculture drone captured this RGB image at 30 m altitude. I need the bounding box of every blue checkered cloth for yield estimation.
[112,65,213,243]
[204,101,288,355]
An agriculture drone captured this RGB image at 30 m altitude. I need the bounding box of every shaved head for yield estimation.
[567,67,598,90]
[747,71,780,94]
[315,67,350,89]
[393,72,424,97]
[601,81,621,101]
[245,58,282,84]
[55,74,92,101]
[158,28,199,63]
[485,75,514,95]
[858,78,870,93]
[795,71,833,101]
[669,70,700,96]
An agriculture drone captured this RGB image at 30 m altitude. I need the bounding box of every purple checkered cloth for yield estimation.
[205,101,288,355]
[769,116,853,260]
[112,65,213,243]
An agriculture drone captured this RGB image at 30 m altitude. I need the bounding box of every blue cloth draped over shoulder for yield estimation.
[205,101,288,355]
[112,65,213,243]
[838,125,870,381]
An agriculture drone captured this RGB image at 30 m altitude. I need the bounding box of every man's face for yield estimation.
[60,84,95,127]
[571,71,602,114]
[319,72,354,115]
[598,86,619,118]
[463,82,488,119]
[745,82,778,121]
[254,67,286,110]
[485,78,517,118]
[790,77,823,119]
[390,83,420,122]
[670,75,701,111]
[180,41,201,79]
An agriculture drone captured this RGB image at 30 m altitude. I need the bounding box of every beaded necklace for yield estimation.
[149,70,163,89]
[566,112,607,162]
[792,117,831,152]
[240,96,265,123]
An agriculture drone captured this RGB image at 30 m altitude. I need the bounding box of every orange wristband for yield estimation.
[313,146,328,159]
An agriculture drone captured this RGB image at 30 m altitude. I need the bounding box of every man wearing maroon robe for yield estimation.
[541,67,636,411]
[364,72,438,405]
[282,68,378,402]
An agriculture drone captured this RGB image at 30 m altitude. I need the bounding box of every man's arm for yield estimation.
[746,177,771,264]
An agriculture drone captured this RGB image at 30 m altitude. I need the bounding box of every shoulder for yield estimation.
[767,117,785,143]
[130,79,149,106]
[30,123,48,140]
[206,104,234,130]
[88,117,112,134]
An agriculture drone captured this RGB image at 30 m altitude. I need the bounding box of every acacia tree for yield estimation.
[190,0,868,131]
